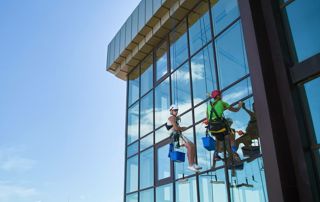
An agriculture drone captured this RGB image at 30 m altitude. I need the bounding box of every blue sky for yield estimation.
[0,0,140,201]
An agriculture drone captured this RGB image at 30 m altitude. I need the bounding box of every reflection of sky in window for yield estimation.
[127,141,138,157]
[140,133,153,151]
[140,148,154,189]
[175,177,198,202]
[194,101,208,123]
[156,54,168,80]
[304,77,320,143]
[223,78,252,104]
[170,22,188,70]
[127,102,139,144]
[126,155,138,193]
[155,126,170,143]
[197,157,268,202]
[229,157,268,201]
[126,193,138,202]
[285,0,320,62]
[180,110,194,128]
[191,44,216,106]
[199,169,228,202]
[158,144,171,180]
[189,11,212,55]
[216,21,249,89]
[140,188,154,202]
[140,91,153,136]
[156,183,173,202]
[155,78,170,128]
[211,0,239,35]
[128,72,139,106]
[172,63,192,113]
[140,63,153,96]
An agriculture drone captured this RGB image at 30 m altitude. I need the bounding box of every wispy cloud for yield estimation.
[0,181,38,202]
[223,87,252,104]
[0,146,36,172]
[191,62,205,81]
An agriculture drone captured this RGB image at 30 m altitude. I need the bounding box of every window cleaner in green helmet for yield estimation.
[167,104,202,172]
[206,90,243,163]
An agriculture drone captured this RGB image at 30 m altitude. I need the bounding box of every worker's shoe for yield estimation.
[188,165,200,172]
[193,164,202,170]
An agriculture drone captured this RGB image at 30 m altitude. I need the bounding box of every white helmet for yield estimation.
[169,104,178,111]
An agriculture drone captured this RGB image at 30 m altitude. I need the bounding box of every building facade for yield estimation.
[106,0,320,201]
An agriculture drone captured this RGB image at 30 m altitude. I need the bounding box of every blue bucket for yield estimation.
[169,151,185,162]
[202,136,216,151]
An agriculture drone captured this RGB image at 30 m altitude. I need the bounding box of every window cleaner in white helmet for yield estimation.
[166,104,202,172]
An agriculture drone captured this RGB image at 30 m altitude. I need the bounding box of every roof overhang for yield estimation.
[106,0,202,80]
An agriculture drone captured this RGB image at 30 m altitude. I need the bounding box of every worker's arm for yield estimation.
[227,101,243,112]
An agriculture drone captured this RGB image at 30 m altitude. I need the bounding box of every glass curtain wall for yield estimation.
[281,0,320,63]
[125,0,269,201]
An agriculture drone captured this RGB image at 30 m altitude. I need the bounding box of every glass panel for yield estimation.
[188,1,212,55]
[126,155,138,193]
[140,91,154,137]
[120,25,126,53]
[107,43,111,67]
[155,78,170,128]
[176,177,198,202]
[140,133,153,151]
[304,77,320,143]
[283,0,320,62]
[155,126,170,143]
[126,17,132,47]
[170,20,188,71]
[157,144,171,180]
[138,0,146,30]
[126,193,138,202]
[223,97,259,160]
[132,7,139,38]
[146,0,153,22]
[140,188,154,202]
[110,39,115,64]
[140,148,154,189]
[153,0,162,12]
[229,157,268,202]
[211,0,240,35]
[180,110,193,128]
[194,101,208,123]
[127,141,138,157]
[156,41,168,80]
[141,54,153,96]
[199,169,228,202]
[215,21,249,89]
[156,183,173,202]
[222,78,252,104]
[175,127,195,179]
[127,102,139,145]
[128,66,139,106]
[171,63,192,114]
[191,44,217,106]
[115,32,120,56]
